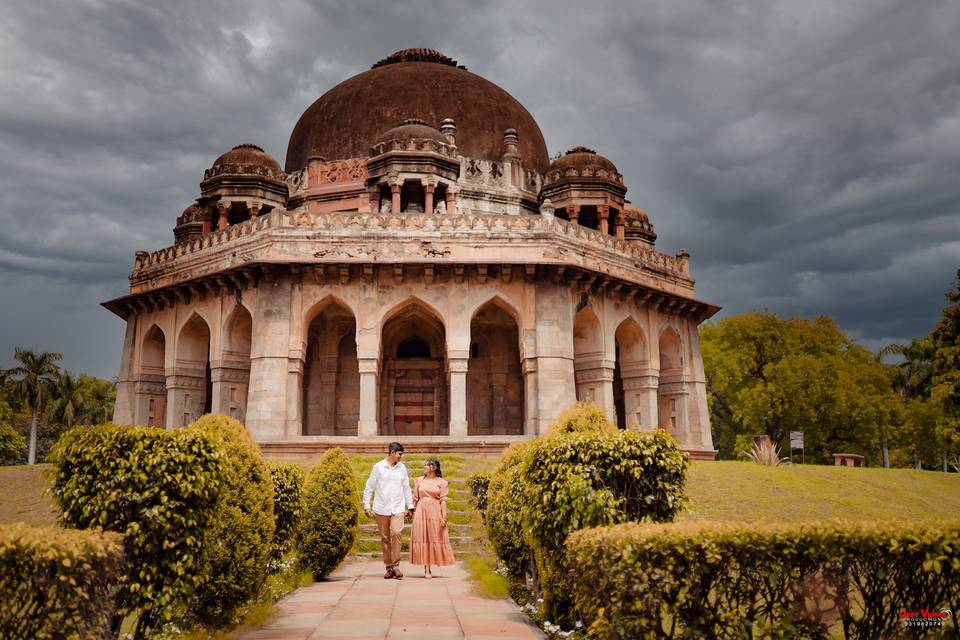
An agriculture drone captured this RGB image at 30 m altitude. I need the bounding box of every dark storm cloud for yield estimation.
[1,0,958,377]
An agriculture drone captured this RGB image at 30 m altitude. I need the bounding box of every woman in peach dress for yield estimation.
[410,459,455,578]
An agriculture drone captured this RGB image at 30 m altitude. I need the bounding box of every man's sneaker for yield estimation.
[392,566,404,579]
[384,566,395,579]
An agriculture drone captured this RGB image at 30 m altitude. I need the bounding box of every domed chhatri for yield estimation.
[104,49,720,460]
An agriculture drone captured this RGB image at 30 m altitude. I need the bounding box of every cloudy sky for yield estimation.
[1,0,958,378]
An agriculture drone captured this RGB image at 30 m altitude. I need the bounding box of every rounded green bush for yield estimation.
[48,423,225,636]
[0,523,124,640]
[190,414,275,626]
[467,471,491,515]
[485,442,532,582]
[268,461,305,562]
[545,401,615,437]
[521,425,689,624]
[297,447,359,579]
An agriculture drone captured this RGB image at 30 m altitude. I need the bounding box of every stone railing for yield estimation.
[131,210,689,277]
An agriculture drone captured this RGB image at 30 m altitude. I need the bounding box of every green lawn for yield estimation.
[4,458,959,530]
[0,464,57,527]
[683,461,960,523]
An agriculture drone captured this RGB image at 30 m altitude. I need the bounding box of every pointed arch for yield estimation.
[137,324,167,426]
[218,303,252,423]
[303,298,358,435]
[573,306,604,404]
[468,298,524,435]
[614,316,649,429]
[380,297,448,436]
[658,326,683,372]
[173,312,212,424]
[657,325,685,434]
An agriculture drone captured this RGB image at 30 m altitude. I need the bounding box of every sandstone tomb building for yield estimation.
[105,49,720,458]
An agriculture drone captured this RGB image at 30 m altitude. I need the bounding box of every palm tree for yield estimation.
[8,349,62,464]
[48,371,88,428]
[78,375,115,424]
[881,339,934,468]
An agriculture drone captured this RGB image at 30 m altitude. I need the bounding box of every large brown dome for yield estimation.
[285,49,549,173]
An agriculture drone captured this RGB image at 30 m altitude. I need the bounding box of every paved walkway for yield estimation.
[236,557,545,639]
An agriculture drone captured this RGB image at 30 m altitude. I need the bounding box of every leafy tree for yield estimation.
[7,349,62,464]
[701,313,901,464]
[79,375,115,424]
[881,338,938,468]
[0,400,26,462]
[47,371,88,428]
[931,268,960,471]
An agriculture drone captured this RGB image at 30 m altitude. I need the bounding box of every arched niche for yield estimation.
[138,324,167,427]
[467,299,524,435]
[657,326,684,432]
[614,317,649,429]
[380,300,448,436]
[302,299,359,435]
[219,305,252,423]
[572,306,604,404]
[175,313,212,425]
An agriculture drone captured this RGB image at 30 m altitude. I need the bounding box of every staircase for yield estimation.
[349,453,490,558]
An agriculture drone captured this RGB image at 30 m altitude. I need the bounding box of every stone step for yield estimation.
[358,522,472,535]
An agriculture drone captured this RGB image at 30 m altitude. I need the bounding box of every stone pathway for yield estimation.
[236,557,545,639]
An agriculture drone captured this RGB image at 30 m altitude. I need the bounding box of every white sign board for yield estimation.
[790,431,804,449]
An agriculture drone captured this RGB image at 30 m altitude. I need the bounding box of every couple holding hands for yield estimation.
[362,442,455,579]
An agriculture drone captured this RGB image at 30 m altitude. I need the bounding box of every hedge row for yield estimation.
[0,523,124,640]
[297,447,358,579]
[482,402,690,625]
[269,461,305,562]
[566,520,960,639]
[49,423,225,636]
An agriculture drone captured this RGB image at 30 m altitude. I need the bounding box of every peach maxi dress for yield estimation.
[409,476,455,566]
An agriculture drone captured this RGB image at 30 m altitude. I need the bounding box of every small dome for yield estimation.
[549,146,619,175]
[623,203,657,243]
[213,144,281,174]
[374,119,448,146]
[176,203,205,225]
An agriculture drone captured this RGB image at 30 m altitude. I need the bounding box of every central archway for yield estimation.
[302,299,359,435]
[467,299,524,435]
[380,300,448,436]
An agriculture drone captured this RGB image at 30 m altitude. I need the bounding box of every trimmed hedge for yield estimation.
[520,426,688,623]
[297,447,359,579]
[49,423,224,635]
[467,471,490,516]
[545,401,615,436]
[567,520,960,639]
[189,414,275,626]
[0,523,124,640]
[485,442,532,582]
[269,461,305,562]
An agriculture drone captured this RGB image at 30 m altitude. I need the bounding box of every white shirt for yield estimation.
[363,459,414,516]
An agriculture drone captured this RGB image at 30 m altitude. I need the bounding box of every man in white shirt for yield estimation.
[363,441,414,579]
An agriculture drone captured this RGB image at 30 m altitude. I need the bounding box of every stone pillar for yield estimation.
[533,285,577,431]
[249,202,260,219]
[598,204,610,235]
[568,204,580,224]
[615,210,626,240]
[217,201,229,230]
[448,356,469,437]
[686,321,714,451]
[368,189,381,214]
[166,370,205,428]
[521,357,539,435]
[390,180,402,214]
[423,180,436,215]
[112,315,138,424]
[574,361,615,420]
[210,361,250,423]
[622,367,659,431]
[357,357,379,436]
[201,208,212,235]
[446,186,458,215]
[246,274,294,440]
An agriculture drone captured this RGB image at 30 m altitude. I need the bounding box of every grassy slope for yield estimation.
[5,457,959,530]
[683,461,960,523]
[0,464,58,527]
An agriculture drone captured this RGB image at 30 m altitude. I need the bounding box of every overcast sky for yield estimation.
[1,0,958,379]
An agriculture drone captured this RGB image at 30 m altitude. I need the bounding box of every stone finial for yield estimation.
[539,198,555,219]
[676,248,690,260]
[440,118,457,146]
[502,127,520,160]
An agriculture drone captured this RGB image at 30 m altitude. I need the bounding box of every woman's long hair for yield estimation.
[426,458,443,477]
